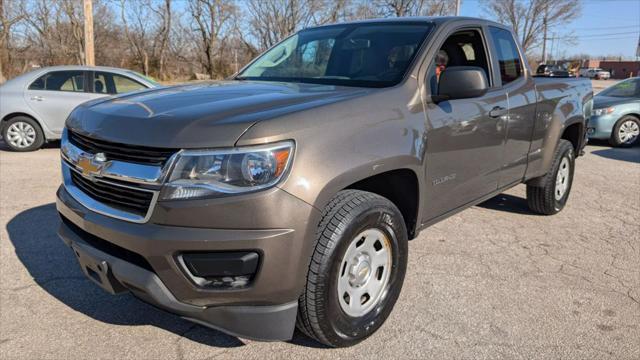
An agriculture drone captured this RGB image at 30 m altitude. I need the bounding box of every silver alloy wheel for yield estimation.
[618,120,640,144]
[6,121,36,149]
[555,157,570,201]
[337,228,392,317]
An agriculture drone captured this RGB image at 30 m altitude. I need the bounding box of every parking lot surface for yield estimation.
[0,139,638,359]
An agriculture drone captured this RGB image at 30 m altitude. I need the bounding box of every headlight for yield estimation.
[160,141,294,200]
[593,107,615,116]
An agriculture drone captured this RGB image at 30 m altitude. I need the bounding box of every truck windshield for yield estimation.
[236,22,433,88]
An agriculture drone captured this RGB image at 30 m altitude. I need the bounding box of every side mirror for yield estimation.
[431,66,489,103]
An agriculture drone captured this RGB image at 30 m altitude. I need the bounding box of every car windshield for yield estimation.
[599,78,640,98]
[236,22,433,88]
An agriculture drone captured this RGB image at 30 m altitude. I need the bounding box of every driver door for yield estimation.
[421,27,508,221]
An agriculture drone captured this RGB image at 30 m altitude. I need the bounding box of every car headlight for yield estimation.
[593,107,615,116]
[160,141,294,200]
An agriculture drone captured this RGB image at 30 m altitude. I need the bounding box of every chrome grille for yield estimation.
[68,130,177,166]
[70,170,154,217]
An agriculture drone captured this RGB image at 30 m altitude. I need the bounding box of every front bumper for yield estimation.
[56,184,321,341]
[587,114,617,140]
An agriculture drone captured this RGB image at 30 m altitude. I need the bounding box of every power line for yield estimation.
[577,36,639,40]
[549,31,640,40]
[571,25,640,31]
[576,31,640,37]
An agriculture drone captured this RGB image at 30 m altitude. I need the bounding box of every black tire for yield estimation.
[609,115,640,148]
[296,190,408,347]
[1,116,45,151]
[526,139,575,215]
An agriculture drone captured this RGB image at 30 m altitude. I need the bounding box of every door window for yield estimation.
[93,72,109,94]
[489,27,523,85]
[93,72,146,94]
[113,74,146,93]
[29,71,85,92]
[429,29,491,94]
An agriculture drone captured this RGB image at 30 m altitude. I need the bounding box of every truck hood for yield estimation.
[67,81,371,148]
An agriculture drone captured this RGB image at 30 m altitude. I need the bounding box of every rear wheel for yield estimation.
[2,116,45,151]
[527,139,575,215]
[296,190,408,347]
[609,115,640,147]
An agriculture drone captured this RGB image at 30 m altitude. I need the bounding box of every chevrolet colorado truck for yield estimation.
[56,17,592,347]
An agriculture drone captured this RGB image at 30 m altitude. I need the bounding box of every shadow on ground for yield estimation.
[0,139,60,151]
[591,146,640,164]
[5,203,324,348]
[477,193,538,215]
[6,204,241,347]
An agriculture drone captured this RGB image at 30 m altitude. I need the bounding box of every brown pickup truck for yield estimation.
[57,17,592,347]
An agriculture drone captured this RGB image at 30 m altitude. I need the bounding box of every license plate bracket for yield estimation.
[71,244,127,294]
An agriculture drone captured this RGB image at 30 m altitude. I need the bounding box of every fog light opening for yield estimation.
[177,251,260,289]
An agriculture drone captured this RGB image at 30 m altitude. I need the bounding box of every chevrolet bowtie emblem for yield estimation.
[77,152,108,177]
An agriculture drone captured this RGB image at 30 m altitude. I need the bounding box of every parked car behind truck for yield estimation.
[588,77,640,147]
[0,66,159,151]
[56,17,591,348]
[536,64,571,77]
[579,67,611,80]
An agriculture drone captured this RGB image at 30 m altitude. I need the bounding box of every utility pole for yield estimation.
[542,2,548,64]
[83,0,95,66]
[234,49,238,74]
[549,33,556,64]
[455,0,461,16]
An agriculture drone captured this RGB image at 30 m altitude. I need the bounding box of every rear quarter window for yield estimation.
[488,27,523,85]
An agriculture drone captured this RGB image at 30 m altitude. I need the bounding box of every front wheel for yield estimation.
[2,116,45,151]
[527,139,575,215]
[609,115,640,147]
[296,190,408,347]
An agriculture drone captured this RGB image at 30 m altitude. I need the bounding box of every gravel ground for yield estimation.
[0,139,638,360]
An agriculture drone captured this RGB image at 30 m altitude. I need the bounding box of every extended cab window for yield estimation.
[237,23,433,88]
[489,27,523,85]
[93,72,146,94]
[429,29,491,94]
[29,71,85,92]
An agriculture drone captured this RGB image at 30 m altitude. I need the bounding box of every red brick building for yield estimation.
[584,60,640,79]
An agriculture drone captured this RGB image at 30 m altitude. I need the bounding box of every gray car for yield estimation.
[0,65,159,151]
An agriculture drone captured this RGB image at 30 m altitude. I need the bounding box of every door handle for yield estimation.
[30,96,44,101]
[489,106,507,118]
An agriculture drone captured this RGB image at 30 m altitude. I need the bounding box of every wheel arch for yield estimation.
[1,112,45,138]
[616,112,640,121]
[340,168,421,240]
[560,120,584,152]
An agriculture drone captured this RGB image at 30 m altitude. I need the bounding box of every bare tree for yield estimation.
[1,0,587,83]
[151,0,171,79]
[59,0,85,65]
[118,0,173,77]
[188,0,237,79]
[21,0,58,66]
[482,0,581,54]
[0,0,26,82]
[119,0,151,75]
[247,0,317,51]
[375,0,455,17]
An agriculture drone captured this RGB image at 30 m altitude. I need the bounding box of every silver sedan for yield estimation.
[0,65,160,151]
